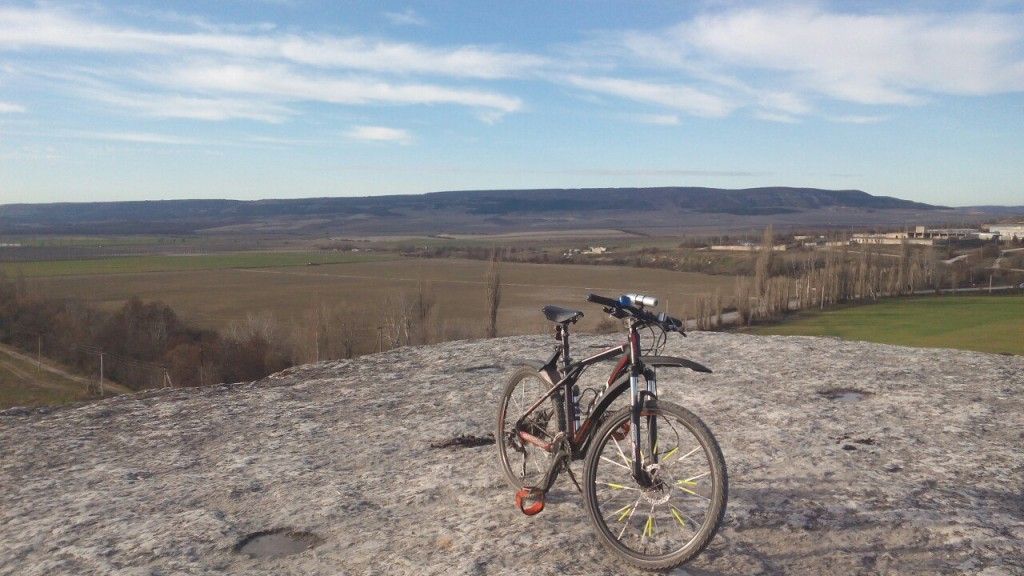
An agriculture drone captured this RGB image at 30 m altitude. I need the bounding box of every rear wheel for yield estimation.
[582,401,727,571]
[496,366,561,489]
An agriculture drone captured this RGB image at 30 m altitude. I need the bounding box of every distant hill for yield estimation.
[0,187,950,235]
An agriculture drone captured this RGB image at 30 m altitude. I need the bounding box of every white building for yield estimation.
[986,224,1024,241]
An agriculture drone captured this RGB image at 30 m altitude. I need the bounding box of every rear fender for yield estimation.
[522,347,561,386]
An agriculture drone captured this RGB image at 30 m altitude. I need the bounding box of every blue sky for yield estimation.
[1,1,1022,206]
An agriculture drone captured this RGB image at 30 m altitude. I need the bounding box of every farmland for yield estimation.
[0,251,391,277]
[749,295,1024,355]
[6,252,738,337]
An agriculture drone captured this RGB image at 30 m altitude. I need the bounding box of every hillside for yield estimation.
[0,187,947,235]
[1,333,1022,575]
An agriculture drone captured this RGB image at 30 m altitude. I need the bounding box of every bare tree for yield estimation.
[485,253,502,338]
[409,281,437,345]
[753,224,774,297]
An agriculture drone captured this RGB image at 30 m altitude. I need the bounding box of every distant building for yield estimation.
[584,246,607,255]
[851,232,908,245]
[852,225,986,246]
[986,224,1024,241]
[909,226,979,241]
[710,243,787,252]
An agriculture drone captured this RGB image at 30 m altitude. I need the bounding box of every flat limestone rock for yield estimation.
[1,333,1022,575]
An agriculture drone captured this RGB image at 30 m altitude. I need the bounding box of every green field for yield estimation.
[750,295,1024,355]
[0,251,393,277]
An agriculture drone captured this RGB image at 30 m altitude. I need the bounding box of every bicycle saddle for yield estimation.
[542,305,583,324]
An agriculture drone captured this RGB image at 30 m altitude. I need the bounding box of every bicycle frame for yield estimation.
[513,320,712,488]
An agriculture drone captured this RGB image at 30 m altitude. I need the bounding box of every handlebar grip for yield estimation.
[587,293,622,308]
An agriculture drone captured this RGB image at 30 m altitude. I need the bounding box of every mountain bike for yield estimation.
[496,293,727,571]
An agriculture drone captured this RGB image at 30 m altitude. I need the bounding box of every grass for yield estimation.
[0,343,131,409]
[0,251,394,277]
[749,295,1024,355]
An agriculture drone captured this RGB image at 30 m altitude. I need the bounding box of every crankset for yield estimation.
[514,432,570,516]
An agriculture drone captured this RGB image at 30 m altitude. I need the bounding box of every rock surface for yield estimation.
[2,332,1023,575]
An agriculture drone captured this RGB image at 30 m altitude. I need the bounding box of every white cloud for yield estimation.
[619,6,1024,107]
[565,75,735,117]
[88,88,296,122]
[0,101,25,113]
[147,63,521,113]
[69,131,204,145]
[346,126,413,145]
[753,111,799,124]
[0,5,528,125]
[384,9,427,27]
[632,113,680,125]
[829,114,890,125]
[0,6,543,79]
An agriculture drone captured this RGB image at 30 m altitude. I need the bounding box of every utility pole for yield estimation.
[377,326,383,353]
[98,352,105,397]
[37,335,41,372]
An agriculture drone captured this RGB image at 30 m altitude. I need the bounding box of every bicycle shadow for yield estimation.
[638,478,999,575]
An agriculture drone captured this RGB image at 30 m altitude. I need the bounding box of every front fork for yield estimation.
[630,369,659,488]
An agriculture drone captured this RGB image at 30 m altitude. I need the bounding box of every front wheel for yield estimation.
[582,402,727,571]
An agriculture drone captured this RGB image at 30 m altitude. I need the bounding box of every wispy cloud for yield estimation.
[346,125,413,145]
[564,75,734,117]
[753,111,799,124]
[631,113,680,126]
[0,6,542,79]
[829,114,890,124]
[0,5,531,126]
[384,8,427,27]
[87,88,296,123]
[155,63,521,112]
[0,101,25,113]
[69,131,204,145]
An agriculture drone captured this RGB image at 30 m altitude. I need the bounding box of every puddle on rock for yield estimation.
[818,388,873,402]
[235,529,323,559]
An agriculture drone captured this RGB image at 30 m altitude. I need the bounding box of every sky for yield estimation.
[1,1,1023,206]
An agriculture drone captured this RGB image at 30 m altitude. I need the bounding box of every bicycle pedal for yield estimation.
[515,487,545,516]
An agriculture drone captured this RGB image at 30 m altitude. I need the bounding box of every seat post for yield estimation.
[561,322,571,372]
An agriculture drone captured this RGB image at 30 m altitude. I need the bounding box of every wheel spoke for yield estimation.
[600,455,629,470]
[611,436,633,468]
[616,495,643,540]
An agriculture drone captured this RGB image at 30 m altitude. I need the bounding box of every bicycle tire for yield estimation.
[496,366,561,490]
[582,401,727,571]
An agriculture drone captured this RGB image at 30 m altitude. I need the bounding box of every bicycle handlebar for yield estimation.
[586,293,685,334]
[586,293,621,308]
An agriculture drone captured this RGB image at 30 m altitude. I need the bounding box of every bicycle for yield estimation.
[496,292,727,571]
